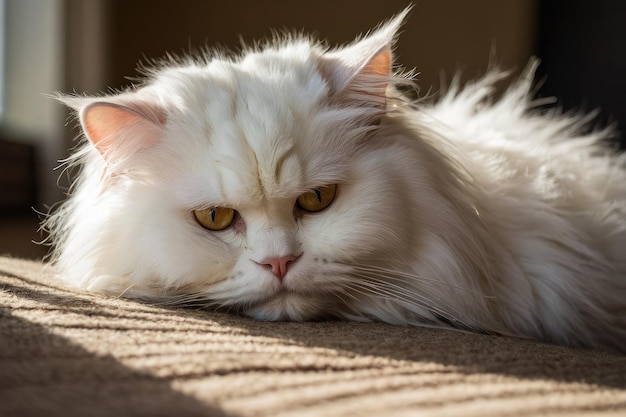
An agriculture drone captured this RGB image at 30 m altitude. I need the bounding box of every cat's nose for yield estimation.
[257,254,299,281]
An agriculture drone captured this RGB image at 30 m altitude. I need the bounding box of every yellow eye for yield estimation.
[296,184,337,212]
[193,207,236,231]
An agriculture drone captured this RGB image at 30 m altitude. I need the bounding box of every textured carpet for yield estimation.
[1,256,625,417]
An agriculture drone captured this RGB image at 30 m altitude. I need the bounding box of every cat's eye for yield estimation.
[296,184,337,212]
[193,207,236,231]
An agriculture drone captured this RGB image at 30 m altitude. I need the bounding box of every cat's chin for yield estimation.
[243,290,340,322]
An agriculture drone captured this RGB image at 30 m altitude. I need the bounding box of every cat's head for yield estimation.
[57,9,423,320]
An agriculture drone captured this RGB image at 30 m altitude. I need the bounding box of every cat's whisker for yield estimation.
[330,287,361,309]
[359,270,482,327]
[116,283,137,299]
[148,292,217,308]
[355,268,484,314]
[345,278,474,330]
[149,289,257,315]
[352,264,496,298]
[342,281,452,327]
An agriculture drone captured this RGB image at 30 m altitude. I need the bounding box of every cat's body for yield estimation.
[46,10,626,352]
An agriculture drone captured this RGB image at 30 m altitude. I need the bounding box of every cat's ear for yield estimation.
[318,8,410,108]
[60,95,166,162]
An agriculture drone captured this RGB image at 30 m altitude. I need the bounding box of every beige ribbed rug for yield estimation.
[1,256,625,417]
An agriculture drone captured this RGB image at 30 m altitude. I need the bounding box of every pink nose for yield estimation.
[257,255,298,281]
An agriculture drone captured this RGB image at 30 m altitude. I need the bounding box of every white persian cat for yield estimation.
[46,9,626,352]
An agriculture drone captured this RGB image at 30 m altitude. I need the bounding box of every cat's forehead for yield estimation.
[158,46,344,206]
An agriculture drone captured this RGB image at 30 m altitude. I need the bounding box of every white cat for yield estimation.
[46,9,626,352]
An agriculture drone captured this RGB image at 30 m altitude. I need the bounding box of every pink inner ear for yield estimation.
[318,7,406,100]
[82,102,163,160]
[359,47,392,108]
[362,48,391,77]
[84,105,140,153]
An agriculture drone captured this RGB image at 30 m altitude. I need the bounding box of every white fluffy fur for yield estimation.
[46,9,626,352]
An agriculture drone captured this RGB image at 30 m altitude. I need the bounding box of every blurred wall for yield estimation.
[537,0,626,148]
[80,0,537,98]
[3,0,65,205]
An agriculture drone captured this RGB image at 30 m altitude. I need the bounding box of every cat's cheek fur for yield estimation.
[99,201,239,296]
